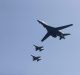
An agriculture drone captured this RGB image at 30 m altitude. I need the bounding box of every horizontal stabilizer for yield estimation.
[63,33,71,36]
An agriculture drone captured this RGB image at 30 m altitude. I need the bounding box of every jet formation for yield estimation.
[37,20,73,42]
[31,45,43,62]
[30,20,73,62]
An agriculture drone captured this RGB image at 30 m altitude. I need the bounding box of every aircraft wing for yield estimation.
[40,46,43,48]
[37,56,40,58]
[56,24,73,30]
[37,20,52,28]
[41,32,50,42]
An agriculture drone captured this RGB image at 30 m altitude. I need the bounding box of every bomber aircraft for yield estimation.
[33,45,44,51]
[37,20,73,42]
[31,55,41,62]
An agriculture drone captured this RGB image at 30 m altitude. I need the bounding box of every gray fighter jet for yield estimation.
[37,20,73,42]
[31,55,41,62]
[33,45,44,51]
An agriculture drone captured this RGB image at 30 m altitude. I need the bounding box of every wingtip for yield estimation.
[31,55,33,57]
[37,20,39,21]
[70,24,73,26]
[33,45,35,46]
[41,40,43,42]
[37,20,40,23]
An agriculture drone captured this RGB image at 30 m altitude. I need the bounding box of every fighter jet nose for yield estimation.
[33,45,35,46]
[31,55,33,57]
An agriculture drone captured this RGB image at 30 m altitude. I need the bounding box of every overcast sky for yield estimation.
[0,0,80,75]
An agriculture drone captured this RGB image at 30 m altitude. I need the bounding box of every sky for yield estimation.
[0,0,80,75]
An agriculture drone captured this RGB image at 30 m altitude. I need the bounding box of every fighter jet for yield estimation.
[37,20,73,42]
[33,45,44,51]
[31,55,41,62]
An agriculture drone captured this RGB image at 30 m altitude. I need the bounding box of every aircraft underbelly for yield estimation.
[51,30,62,37]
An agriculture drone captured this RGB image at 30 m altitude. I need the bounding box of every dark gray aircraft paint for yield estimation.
[31,55,41,62]
[33,45,44,51]
[37,20,73,42]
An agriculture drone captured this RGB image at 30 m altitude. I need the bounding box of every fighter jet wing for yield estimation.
[56,24,73,30]
[37,56,41,58]
[39,46,43,48]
